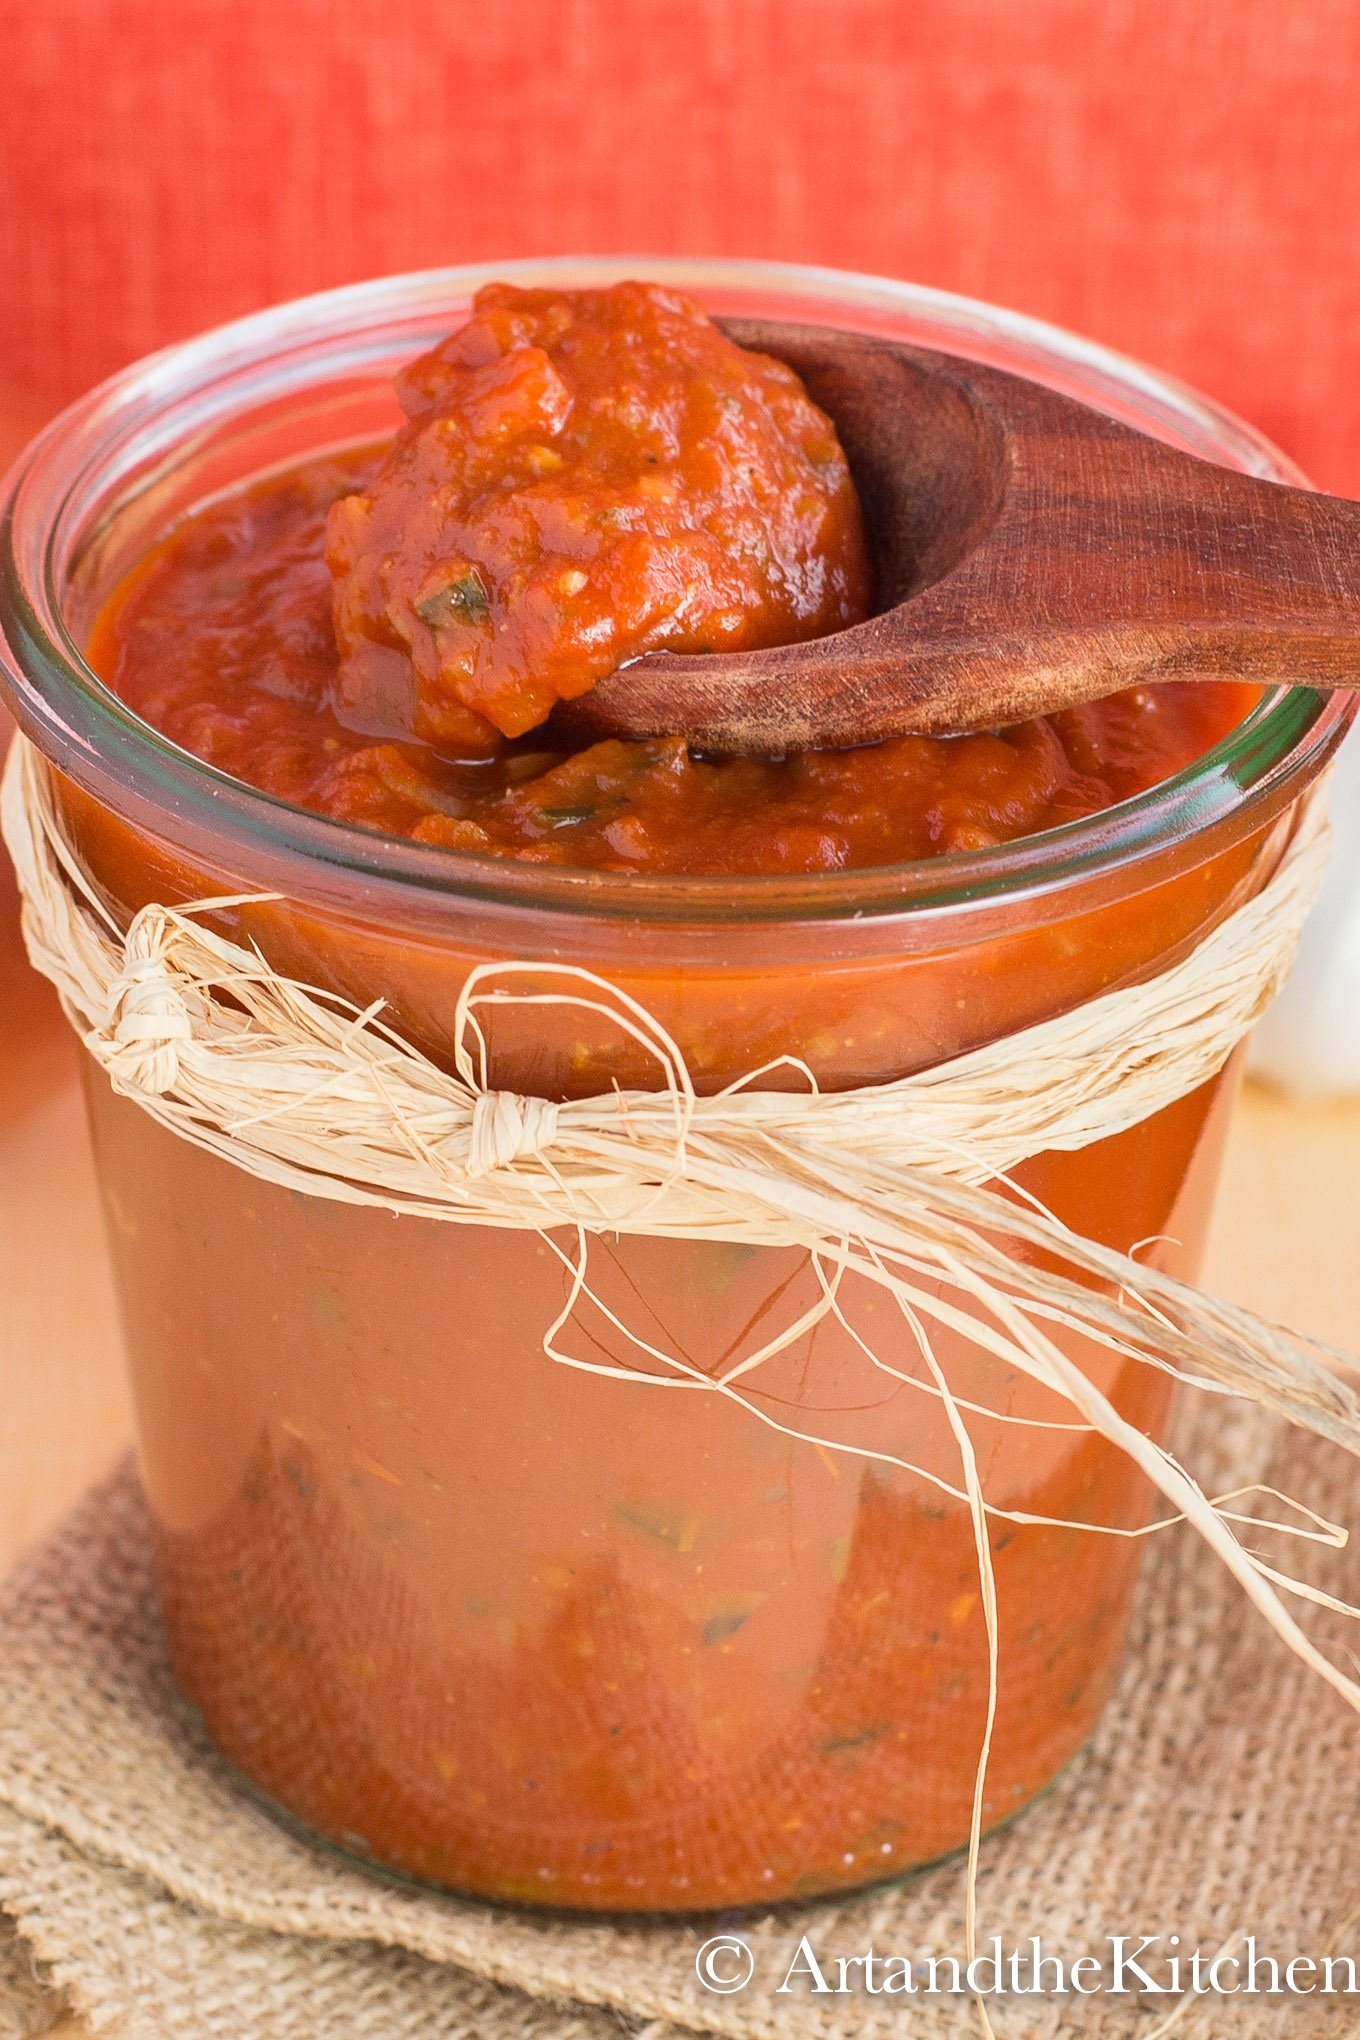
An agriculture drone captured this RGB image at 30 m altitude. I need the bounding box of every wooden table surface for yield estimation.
[3,897,1359,2036]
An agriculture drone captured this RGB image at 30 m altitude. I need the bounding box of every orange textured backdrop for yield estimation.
[1,0,1359,493]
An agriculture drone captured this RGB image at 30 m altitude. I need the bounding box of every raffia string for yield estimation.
[6,728,1360,2037]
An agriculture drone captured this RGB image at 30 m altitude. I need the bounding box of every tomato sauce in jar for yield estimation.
[28,273,1303,1912]
[89,448,1254,878]
[89,283,1255,879]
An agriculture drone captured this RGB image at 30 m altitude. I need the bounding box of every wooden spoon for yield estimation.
[561,318,1360,753]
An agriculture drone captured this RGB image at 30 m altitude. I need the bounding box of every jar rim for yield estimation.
[1,255,1353,929]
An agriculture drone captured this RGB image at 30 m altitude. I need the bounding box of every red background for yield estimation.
[0,0,1356,1113]
[1,0,1358,491]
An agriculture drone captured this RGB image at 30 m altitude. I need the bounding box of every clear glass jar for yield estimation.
[0,260,1350,1912]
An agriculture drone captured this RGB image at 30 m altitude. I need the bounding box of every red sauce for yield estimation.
[329,281,872,750]
[90,434,1255,873]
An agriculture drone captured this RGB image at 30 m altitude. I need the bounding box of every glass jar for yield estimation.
[0,261,1349,1913]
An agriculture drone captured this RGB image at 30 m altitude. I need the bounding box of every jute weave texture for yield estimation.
[1,1409,1358,2040]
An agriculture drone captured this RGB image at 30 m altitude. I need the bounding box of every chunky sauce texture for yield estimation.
[90,284,1257,875]
[328,282,872,751]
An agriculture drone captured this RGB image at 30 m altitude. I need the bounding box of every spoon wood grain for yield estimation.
[560,319,1360,752]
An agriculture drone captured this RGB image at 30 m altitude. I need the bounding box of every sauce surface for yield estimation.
[89,285,1258,876]
[91,448,1257,874]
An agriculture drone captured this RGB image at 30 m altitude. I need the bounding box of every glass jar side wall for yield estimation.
[90,1045,1236,1910]
[77,778,1258,1909]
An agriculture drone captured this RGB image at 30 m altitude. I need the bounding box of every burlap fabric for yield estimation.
[2,1406,1359,2040]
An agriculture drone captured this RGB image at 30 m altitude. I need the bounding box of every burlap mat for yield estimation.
[1,1414,1358,2040]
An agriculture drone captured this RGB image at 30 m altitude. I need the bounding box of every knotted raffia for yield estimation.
[6,729,1360,2035]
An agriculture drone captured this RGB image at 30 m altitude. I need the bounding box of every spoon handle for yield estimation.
[898,458,1360,732]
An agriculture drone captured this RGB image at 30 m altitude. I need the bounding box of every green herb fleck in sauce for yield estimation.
[417,570,490,628]
[540,803,600,827]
